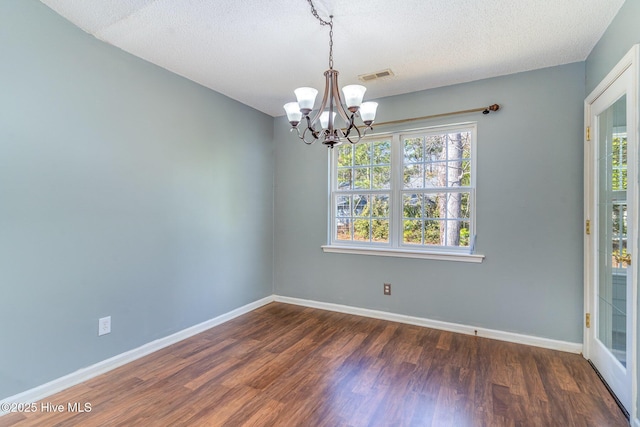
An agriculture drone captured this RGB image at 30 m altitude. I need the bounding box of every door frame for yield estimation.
[584,44,639,422]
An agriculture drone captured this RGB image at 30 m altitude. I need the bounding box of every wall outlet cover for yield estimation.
[98,316,111,336]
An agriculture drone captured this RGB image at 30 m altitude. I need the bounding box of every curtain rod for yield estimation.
[372,104,500,128]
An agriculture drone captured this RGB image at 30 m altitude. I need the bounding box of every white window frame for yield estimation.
[322,122,484,263]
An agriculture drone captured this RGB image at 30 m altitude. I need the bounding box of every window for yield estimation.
[325,123,483,262]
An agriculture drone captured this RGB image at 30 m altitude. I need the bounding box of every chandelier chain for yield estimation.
[306,0,334,69]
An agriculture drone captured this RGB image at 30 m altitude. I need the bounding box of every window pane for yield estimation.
[337,145,353,167]
[371,195,389,217]
[446,161,464,187]
[336,194,353,241]
[354,219,370,241]
[336,195,351,217]
[444,193,462,217]
[612,134,627,191]
[372,219,389,243]
[404,164,423,188]
[373,140,391,165]
[354,143,371,166]
[444,192,470,219]
[372,166,391,189]
[338,168,352,190]
[403,194,422,218]
[336,218,352,241]
[404,137,423,163]
[442,220,470,247]
[460,159,471,186]
[354,167,370,189]
[425,135,444,162]
[445,132,469,161]
[424,163,445,188]
[424,193,442,218]
[424,220,441,245]
[612,202,627,267]
[461,132,471,159]
[457,221,471,247]
[336,194,351,240]
[458,192,471,219]
[403,220,423,244]
[354,195,369,217]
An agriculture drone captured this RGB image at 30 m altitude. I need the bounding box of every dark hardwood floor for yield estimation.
[0,303,628,426]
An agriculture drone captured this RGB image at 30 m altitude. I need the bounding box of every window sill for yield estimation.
[321,245,485,263]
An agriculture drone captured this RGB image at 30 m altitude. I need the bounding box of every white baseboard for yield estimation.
[0,296,274,415]
[274,295,583,354]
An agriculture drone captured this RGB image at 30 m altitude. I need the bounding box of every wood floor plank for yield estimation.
[0,302,629,426]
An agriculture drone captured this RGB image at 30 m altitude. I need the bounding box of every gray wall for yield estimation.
[274,62,586,343]
[586,0,640,95]
[0,1,273,399]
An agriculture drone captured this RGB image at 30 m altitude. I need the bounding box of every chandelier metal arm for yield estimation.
[307,71,331,129]
[345,121,362,145]
[329,71,351,123]
[290,115,320,145]
[301,121,318,144]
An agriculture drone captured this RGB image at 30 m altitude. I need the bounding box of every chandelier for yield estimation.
[283,1,378,149]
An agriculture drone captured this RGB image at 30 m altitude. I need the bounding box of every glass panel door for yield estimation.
[598,95,628,368]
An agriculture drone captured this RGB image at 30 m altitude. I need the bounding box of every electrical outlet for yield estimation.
[383,283,391,295]
[98,316,111,336]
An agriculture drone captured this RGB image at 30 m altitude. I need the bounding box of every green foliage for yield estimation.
[352,195,389,242]
[611,136,627,191]
[425,220,440,245]
[459,225,470,246]
[403,220,422,244]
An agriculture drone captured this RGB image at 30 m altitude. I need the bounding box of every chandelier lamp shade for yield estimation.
[284,4,378,148]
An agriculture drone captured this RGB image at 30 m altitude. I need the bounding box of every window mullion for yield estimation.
[328,148,336,244]
[391,133,403,249]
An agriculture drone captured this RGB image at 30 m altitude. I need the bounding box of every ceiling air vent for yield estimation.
[358,69,394,82]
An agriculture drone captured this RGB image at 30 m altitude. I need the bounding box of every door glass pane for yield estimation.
[597,95,627,367]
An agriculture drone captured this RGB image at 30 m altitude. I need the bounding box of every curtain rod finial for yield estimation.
[483,104,500,114]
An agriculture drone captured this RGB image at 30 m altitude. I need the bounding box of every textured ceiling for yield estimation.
[40,0,625,117]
